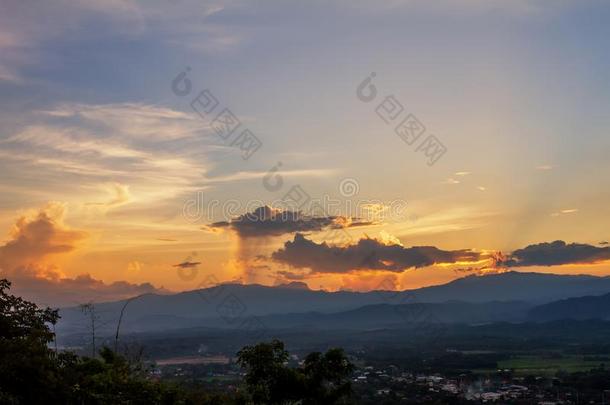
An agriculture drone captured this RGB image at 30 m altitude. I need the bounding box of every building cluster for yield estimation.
[352,366,573,404]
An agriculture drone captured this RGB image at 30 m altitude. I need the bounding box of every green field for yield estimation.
[497,355,608,376]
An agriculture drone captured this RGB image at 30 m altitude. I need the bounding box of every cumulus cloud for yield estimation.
[497,240,610,268]
[209,205,373,238]
[0,203,166,307]
[208,206,374,283]
[271,233,483,274]
[0,202,87,272]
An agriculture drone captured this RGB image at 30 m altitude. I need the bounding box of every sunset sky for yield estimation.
[1,0,609,306]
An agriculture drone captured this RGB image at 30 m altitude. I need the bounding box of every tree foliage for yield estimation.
[237,339,354,404]
[0,279,182,404]
[0,279,61,404]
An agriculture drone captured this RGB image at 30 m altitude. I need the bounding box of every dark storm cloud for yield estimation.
[497,240,610,267]
[208,206,373,238]
[271,233,483,274]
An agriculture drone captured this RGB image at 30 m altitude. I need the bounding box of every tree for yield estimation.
[236,339,301,404]
[59,346,184,404]
[301,348,354,404]
[0,279,58,342]
[237,339,354,405]
[0,279,62,403]
[0,279,211,404]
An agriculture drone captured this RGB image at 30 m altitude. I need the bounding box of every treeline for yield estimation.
[0,279,353,404]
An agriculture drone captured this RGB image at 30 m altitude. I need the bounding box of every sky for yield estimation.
[0,0,609,306]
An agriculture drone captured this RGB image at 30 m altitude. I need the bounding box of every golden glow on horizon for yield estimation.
[1,200,610,297]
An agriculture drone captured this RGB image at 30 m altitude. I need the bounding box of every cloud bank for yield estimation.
[498,240,610,268]
[271,233,483,274]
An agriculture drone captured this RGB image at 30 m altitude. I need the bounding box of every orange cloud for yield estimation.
[0,202,87,274]
[0,203,166,307]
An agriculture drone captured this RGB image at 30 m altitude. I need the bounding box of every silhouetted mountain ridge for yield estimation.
[528,292,610,321]
[55,272,610,337]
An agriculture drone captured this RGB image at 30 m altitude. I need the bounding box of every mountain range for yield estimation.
[55,271,610,338]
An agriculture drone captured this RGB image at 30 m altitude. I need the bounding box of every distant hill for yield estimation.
[410,272,610,304]
[56,272,610,338]
[528,293,610,321]
[59,300,530,336]
[251,300,532,330]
